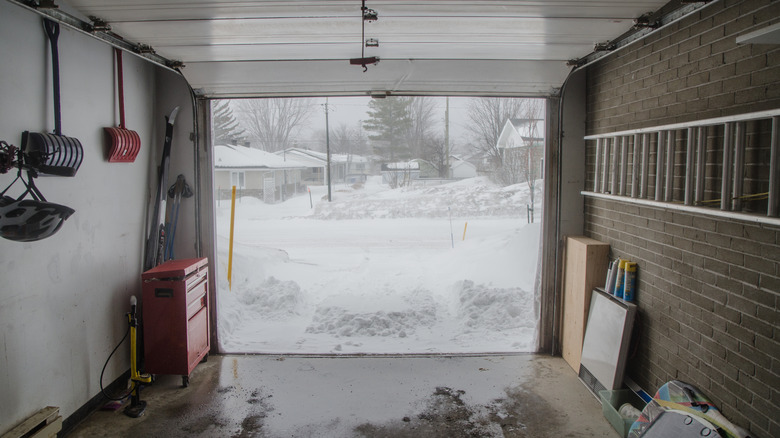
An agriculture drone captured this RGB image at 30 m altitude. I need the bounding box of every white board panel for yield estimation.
[580,288,637,391]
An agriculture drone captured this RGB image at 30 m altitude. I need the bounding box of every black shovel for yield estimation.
[23,19,83,177]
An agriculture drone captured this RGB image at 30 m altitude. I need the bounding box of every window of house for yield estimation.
[231,171,245,189]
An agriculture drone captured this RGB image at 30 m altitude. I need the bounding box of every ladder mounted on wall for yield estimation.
[585,109,780,220]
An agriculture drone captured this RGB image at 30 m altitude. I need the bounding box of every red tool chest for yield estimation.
[142,257,209,386]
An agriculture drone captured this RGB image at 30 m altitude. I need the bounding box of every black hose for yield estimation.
[99,323,133,402]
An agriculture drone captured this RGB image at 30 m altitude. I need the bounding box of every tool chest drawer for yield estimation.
[142,258,209,385]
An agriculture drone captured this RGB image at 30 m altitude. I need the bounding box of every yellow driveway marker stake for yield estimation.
[228,185,236,290]
[462,222,468,241]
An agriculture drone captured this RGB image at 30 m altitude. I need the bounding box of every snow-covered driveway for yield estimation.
[215,177,541,354]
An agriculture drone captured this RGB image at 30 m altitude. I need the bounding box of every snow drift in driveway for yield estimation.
[216,176,541,354]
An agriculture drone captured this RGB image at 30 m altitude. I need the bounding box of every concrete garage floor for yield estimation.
[68,354,617,437]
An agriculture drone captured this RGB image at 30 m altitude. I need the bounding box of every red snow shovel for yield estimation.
[104,48,141,162]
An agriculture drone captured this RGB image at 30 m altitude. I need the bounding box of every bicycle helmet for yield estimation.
[0,195,75,242]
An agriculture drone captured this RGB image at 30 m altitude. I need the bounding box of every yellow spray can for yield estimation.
[623,262,637,302]
[614,259,627,299]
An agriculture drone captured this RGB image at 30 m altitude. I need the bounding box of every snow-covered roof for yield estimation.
[277,148,369,164]
[497,118,545,149]
[451,159,476,170]
[384,161,420,170]
[508,118,544,131]
[449,154,472,163]
[214,145,309,169]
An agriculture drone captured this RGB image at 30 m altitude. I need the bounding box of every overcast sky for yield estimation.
[298,96,474,152]
[228,96,542,155]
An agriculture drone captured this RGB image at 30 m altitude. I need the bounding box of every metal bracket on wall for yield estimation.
[633,13,660,30]
[87,16,111,32]
[8,0,182,72]
[567,0,713,71]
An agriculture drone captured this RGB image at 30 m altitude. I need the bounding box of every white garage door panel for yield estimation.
[152,41,594,63]
[181,59,570,97]
[65,1,665,22]
[109,16,632,53]
[57,0,672,97]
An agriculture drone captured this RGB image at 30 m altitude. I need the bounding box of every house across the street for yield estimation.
[213,144,309,203]
[276,148,371,185]
[496,118,545,183]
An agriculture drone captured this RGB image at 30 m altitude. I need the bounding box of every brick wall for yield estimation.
[587,0,780,134]
[584,0,780,435]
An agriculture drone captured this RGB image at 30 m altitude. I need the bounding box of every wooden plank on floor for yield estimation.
[1,407,60,438]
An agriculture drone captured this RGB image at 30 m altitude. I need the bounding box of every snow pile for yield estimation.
[235,277,306,320]
[306,289,438,338]
[456,280,534,331]
[215,244,295,342]
[312,177,539,220]
[305,307,433,338]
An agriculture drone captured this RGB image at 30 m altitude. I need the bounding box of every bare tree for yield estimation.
[488,100,544,220]
[237,98,315,152]
[421,135,449,178]
[465,98,528,167]
[330,122,368,156]
[404,97,437,158]
[522,105,544,222]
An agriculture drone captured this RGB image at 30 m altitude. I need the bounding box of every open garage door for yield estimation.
[211,96,546,354]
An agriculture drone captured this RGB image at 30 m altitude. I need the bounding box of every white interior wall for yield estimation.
[558,69,586,237]
[153,68,199,263]
[0,3,191,433]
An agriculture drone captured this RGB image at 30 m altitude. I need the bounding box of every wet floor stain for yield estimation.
[218,385,235,394]
[122,378,272,437]
[67,356,612,438]
[232,414,265,438]
[353,383,563,438]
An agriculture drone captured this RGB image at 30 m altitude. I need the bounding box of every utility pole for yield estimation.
[325,97,332,202]
[445,96,450,178]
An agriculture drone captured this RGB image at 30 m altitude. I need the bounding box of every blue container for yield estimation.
[614,260,626,299]
[623,262,637,302]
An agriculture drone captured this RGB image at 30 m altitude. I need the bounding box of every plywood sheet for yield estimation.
[561,236,609,372]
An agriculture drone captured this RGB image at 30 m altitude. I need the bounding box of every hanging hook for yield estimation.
[0,141,47,201]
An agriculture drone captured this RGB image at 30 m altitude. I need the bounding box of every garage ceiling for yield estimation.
[52,0,677,97]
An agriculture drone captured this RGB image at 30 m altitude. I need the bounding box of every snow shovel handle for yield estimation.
[43,19,61,136]
[115,48,127,129]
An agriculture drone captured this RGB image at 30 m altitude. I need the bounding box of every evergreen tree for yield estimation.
[211,100,245,145]
[362,97,412,162]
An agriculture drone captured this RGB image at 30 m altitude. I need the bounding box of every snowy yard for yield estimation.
[215,176,542,354]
